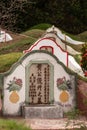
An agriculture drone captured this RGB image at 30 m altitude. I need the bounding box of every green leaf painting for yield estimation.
[7,77,22,92]
[57,76,72,91]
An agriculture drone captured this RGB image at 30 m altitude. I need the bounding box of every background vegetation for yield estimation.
[0,0,87,34]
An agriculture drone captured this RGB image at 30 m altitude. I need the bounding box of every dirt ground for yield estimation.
[0,31,25,48]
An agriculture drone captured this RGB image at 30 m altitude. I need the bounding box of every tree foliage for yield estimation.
[0,0,87,33]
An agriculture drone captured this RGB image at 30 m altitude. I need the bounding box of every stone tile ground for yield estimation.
[1,116,87,130]
[25,117,87,130]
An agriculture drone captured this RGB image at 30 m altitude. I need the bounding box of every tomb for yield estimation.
[0,30,13,42]
[0,50,76,118]
[0,26,78,118]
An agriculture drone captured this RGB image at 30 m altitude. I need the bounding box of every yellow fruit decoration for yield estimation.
[59,90,69,103]
[9,91,19,103]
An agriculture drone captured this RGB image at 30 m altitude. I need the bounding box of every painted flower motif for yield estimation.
[15,79,22,86]
[57,77,66,86]
[7,77,22,92]
[57,77,72,91]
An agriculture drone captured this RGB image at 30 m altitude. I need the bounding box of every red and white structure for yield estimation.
[23,26,84,77]
[0,30,13,43]
[24,38,68,67]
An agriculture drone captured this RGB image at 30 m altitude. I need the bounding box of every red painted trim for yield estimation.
[40,46,54,54]
[23,37,68,67]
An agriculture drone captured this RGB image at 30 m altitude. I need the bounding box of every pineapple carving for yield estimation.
[7,77,22,103]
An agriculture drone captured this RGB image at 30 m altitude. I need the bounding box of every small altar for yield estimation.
[22,104,63,119]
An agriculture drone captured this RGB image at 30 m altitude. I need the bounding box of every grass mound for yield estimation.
[22,29,45,38]
[62,31,87,42]
[29,23,52,30]
[0,53,22,73]
[77,31,87,42]
[0,37,36,54]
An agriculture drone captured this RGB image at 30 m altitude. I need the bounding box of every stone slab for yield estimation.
[22,105,63,119]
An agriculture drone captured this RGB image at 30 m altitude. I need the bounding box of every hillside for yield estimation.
[0,24,87,73]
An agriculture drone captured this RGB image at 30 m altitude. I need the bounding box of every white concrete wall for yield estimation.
[24,38,68,66]
[3,65,25,115]
[0,31,13,42]
[3,52,76,115]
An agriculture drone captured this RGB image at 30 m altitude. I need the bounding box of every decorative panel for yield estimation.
[40,46,53,54]
[29,63,50,104]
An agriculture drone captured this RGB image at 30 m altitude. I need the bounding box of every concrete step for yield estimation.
[22,105,63,119]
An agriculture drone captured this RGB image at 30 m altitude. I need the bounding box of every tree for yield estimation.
[0,0,35,32]
[0,0,87,33]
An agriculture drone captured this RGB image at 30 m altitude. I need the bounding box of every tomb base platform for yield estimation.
[22,104,63,119]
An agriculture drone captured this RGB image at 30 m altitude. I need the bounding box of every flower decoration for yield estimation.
[57,76,72,91]
[7,77,22,92]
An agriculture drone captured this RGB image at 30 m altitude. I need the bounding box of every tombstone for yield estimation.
[0,50,77,118]
[0,26,78,118]
[0,30,13,43]
[23,26,84,77]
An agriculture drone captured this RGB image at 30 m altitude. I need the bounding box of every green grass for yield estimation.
[62,30,87,42]
[74,54,82,64]
[0,53,22,73]
[0,37,36,54]
[0,28,45,55]
[22,29,45,38]
[77,31,87,42]
[0,119,31,130]
[29,23,52,30]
